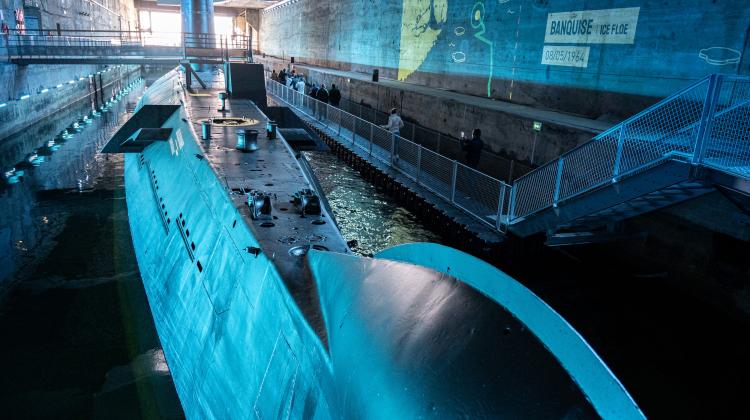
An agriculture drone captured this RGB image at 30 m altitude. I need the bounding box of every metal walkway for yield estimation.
[3,30,251,65]
[268,74,750,240]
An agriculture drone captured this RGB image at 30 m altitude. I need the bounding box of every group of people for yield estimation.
[271,69,342,106]
[270,68,483,169]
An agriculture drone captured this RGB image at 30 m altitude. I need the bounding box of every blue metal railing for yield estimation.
[268,74,750,234]
[508,74,750,223]
[266,78,511,232]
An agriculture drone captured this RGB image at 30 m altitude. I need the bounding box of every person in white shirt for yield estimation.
[382,108,404,135]
[296,77,306,93]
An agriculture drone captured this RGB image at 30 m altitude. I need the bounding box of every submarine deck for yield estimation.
[179,69,349,344]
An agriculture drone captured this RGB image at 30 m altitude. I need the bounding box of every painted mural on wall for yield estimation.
[395,0,749,98]
[398,0,448,81]
[260,0,750,99]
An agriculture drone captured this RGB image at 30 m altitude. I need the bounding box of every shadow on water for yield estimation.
[0,71,184,419]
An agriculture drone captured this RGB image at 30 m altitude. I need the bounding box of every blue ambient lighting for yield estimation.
[41,88,49,93]
[20,95,30,100]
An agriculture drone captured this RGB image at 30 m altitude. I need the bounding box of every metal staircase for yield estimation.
[507,74,750,238]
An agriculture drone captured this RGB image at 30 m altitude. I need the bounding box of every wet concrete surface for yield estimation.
[0,74,185,419]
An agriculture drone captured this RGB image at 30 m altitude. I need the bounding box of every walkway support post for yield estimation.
[553,157,564,208]
[693,74,722,165]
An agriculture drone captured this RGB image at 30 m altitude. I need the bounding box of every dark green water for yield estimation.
[303,151,444,257]
[0,76,184,419]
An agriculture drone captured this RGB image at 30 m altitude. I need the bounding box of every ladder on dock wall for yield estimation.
[266,74,750,241]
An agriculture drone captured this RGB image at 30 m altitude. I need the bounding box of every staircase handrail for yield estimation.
[508,73,749,223]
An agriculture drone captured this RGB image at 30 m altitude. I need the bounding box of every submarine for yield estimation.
[102,63,644,419]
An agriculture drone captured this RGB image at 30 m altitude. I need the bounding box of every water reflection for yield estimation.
[0,77,144,285]
[0,71,184,418]
[303,151,444,256]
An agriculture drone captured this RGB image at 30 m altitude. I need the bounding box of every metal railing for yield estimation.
[269,74,750,234]
[267,78,511,232]
[509,74,750,222]
[334,96,530,182]
[4,30,250,61]
[265,70,530,182]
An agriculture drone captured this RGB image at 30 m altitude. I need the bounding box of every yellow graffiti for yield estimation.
[398,0,448,81]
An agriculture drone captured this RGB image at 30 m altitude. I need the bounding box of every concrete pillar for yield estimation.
[181,0,216,45]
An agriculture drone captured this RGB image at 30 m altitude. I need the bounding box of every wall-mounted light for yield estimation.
[0,103,7,108]
[68,80,75,84]
[20,94,30,100]
[41,88,49,93]
[79,77,85,81]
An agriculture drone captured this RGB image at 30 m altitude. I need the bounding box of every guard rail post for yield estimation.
[450,160,458,203]
[416,145,422,182]
[369,124,374,157]
[508,185,518,222]
[390,134,396,166]
[692,74,722,165]
[553,157,565,208]
[612,126,627,182]
[496,183,506,231]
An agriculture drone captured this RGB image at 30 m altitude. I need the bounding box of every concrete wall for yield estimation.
[0,0,136,33]
[258,55,590,172]
[0,64,140,140]
[259,0,750,119]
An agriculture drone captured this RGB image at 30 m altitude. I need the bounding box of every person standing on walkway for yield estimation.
[271,70,278,81]
[309,83,319,98]
[462,128,484,169]
[278,69,287,85]
[382,108,404,136]
[329,84,342,107]
[296,76,306,94]
[316,84,330,103]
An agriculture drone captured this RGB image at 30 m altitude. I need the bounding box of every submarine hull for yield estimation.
[117,69,643,419]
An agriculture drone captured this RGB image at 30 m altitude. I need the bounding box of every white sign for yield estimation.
[541,46,590,68]
[544,7,640,45]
